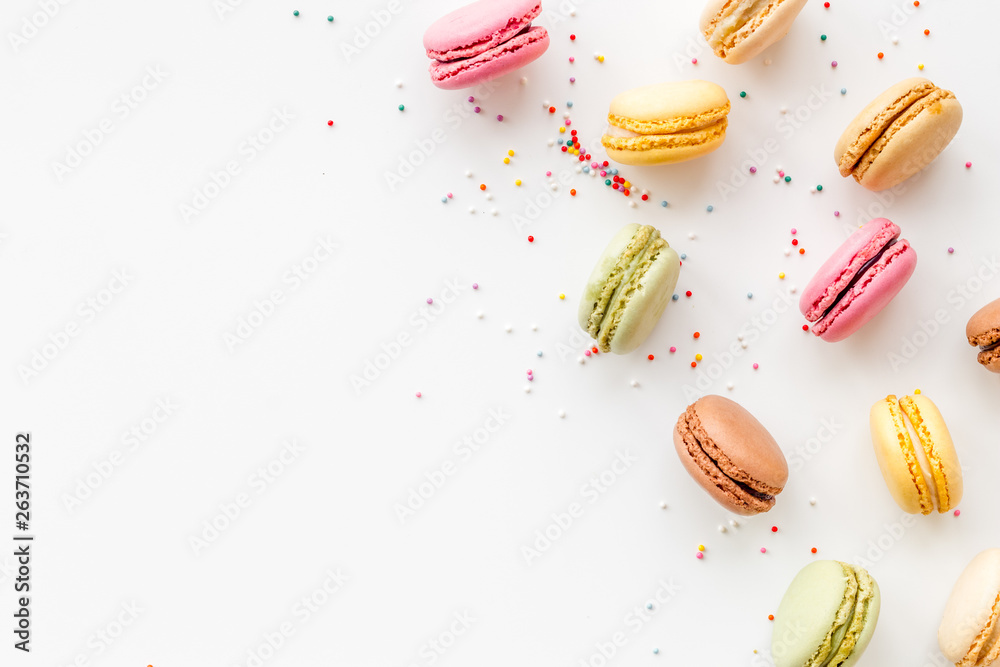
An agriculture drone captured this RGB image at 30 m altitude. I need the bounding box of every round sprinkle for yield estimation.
[695,354,703,361]
[779,272,786,280]
[831,60,838,67]
[327,120,334,126]
[707,205,714,212]
[293,10,299,16]
[747,292,753,299]
[468,96,475,103]
[630,379,638,388]
[597,55,604,63]
[569,77,576,83]
[691,58,698,64]
[659,501,667,509]
[505,324,512,332]
[784,175,791,183]
[816,184,823,191]
[686,290,693,297]
[739,91,747,98]
[824,1,829,5]
[479,184,486,190]
[691,361,697,368]
[966,161,973,168]
[799,248,805,255]
[718,525,727,533]
[527,236,534,243]
[768,615,775,621]
[570,189,577,196]
[670,347,676,353]
[693,332,701,339]
[802,324,810,332]
[496,114,504,121]
[820,34,827,41]
[570,33,576,40]
[327,15,334,22]
[472,283,479,290]
[811,548,818,554]
[834,210,841,217]
[698,544,705,552]
[792,239,799,246]
[653,648,660,654]
[398,104,405,111]
[750,166,757,174]
[924,28,930,36]
[568,56,574,63]
[914,388,921,394]
[503,157,510,164]
[841,88,847,94]
[760,548,767,554]
[810,497,817,505]
[954,510,961,517]
[753,363,759,370]
[660,200,668,207]
[771,526,778,533]
[696,552,704,559]
[914,0,920,5]
[948,247,955,254]
[918,63,924,70]
[878,52,884,59]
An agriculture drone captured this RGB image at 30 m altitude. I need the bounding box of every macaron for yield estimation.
[772,561,881,667]
[800,218,917,342]
[578,224,680,354]
[600,81,730,166]
[835,77,963,191]
[966,298,1000,373]
[423,0,549,90]
[939,549,1000,667]
[869,393,962,515]
[672,395,787,515]
[700,0,808,64]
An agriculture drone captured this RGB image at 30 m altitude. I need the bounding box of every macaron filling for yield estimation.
[704,0,775,49]
[979,339,1000,352]
[820,238,898,319]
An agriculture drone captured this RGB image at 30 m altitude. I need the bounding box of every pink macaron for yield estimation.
[424,0,550,90]
[800,218,917,342]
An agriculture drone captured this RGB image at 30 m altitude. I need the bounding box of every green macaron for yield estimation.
[771,561,881,667]
[578,223,680,354]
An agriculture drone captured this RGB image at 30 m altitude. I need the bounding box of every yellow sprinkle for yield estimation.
[559,127,566,133]
[698,544,705,551]
[918,63,925,70]
[559,293,565,300]
[515,179,522,186]
[503,157,510,164]
[598,55,605,63]
[695,354,703,361]
[507,150,515,157]
[914,388,921,394]
[779,272,786,279]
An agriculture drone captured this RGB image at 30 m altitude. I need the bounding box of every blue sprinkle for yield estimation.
[841,88,847,95]
[672,294,679,301]
[611,169,619,175]
[558,138,565,145]
[646,603,654,610]
[680,253,687,260]
[747,292,753,299]
[567,101,573,107]
[536,351,543,357]
[583,166,590,173]
[706,205,714,212]
[653,648,660,655]
[441,196,447,203]
[660,200,668,207]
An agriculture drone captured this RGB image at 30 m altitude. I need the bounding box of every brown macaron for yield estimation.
[673,395,788,515]
[966,297,1000,373]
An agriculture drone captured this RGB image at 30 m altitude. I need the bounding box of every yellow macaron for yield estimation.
[600,80,730,166]
[869,393,962,515]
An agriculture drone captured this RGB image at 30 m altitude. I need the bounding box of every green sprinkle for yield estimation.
[398,104,405,111]
[739,91,747,98]
[816,184,823,191]
[820,34,827,41]
[605,179,612,186]
[327,15,334,22]
[784,176,792,183]
[293,10,299,16]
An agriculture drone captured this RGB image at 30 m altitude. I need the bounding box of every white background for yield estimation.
[3,0,1000,665]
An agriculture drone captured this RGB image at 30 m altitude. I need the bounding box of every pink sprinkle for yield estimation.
[600,171,607,177]
[966,162,972,168]
[468,96,475,103]
[834,211,840,217]
[426,298,433,304]
[584,350,591,357]
[696,552,704,559]
[527,369,533,374]
[778,170,785,177]
[565,119,572,126]
[831,60,838,67]
[790,228,797,235]
[496,114,504,121]
[472,283,479,290]
[753,363,759,370]
[569,56,575,63]
[569,77,576,83]
[760,548,767,554]
[545,171,552,177]
[527,375,533,381]
[415,392,422,398]
[474,106,481,113]
[591,162,599,168]
[954,510,961,517]
[691,58,698,64]
[669,346,677,353]
[447,193,453,198]
[749,166,757,174]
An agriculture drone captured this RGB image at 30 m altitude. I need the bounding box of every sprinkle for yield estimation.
[693,332,701,339]
[791,228,797,235]
[691,58,698,64]
[924,29,930,36]
[914,388,921,394]
[669,347,676,353]
[802,324,810,332]
[784,175,791,183]
[468,96,475,103]
[750,166,757,174]
[811,548,818,554]
[760,548,767,554]
[660,501,667,508]
[739,91,747,98]
[548,106,556,113]
[914,0,919,5]
[527,236,534,243]
[948,247,954,254]
[479,184,486,190]
[327,120,334,127]
[505,324,512,332]
[327,15,334,21]
[426,298,433,305]
[537,351,543,357]
[597,55,605,63]
[569,77,576,83]
[966,162,972,168]
[415,391,421,398]
[768,615,775,621]
[653,648,660,655]
[568,56,575,63]
[503,157,510,164]
[753,363,759,370]
[954,510,961,517]
[398,104,405,111]
[747,292,753,299]
[809,497,816,505]
[395,80,403,88]
[686,290,693,297]
[834,210,841,217]
[570,33,576,40]
[523,385,531,393]
[918,63,924,70]
[820,34,827,41]
[831,60,838,67]
[515,179,522,186]
[707,205,714,212]
[792,239,799,246]
[841,88,847,95]
[441,196,447,203]
[696,552,704,559]
[799,248,805,255]
[630,379,638,388]
[690,362,697,368]
[878,52,884,59]
[570,189,577,196]
[824,1,829,6]
[660,200,668,207]
[695,354,703,361]
[771,526,778,533]
[779,273,786,280]
[730,520,739,527]
[718,525,727,533]
[496,114,504,121]
[698,544,705,551]
[726,382,734,390]
[472,283,479,290]
[293,10,299,16]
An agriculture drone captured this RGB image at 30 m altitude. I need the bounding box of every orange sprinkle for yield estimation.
[811,547,818,554]
[799,248,805,254]
[479,184,486,191]
[768,615,775,621]
[877,52,884,59]
[924,28,930,35]
[570,189,577,196]
[690,361,697,368]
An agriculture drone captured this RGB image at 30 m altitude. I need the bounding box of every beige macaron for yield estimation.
[939,549,1000,667]
[869,393,962,515]
[700,0,809,64]
[835,77,963,191]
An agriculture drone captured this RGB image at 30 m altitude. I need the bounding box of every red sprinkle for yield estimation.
[924,28,930,35]
[823,1,829,6]
[479,184,486,190]
[693,332,700,339]
[569,33,576,40]
[792,239,799,246]
[690,361,697,368]
[802,325,810,332]
[647,354,654,361]
[548,106,556,113]
[771,526,778,533]
[811,547,818,553]
[641,194,649,201]
[685,291,692,297]
[327,120,334,126]
[527,236,534,242]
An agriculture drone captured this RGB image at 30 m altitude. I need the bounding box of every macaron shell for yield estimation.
[423,0,541,57]
[603,241,679,354]
[429,27,549,90]
[672,421,769,515]
[835,78,936,176]
[870,395,932,515]
[939,549,1000,665]
[701,0,808,64]
[813,240,917,342]
[854,90,962,191]
[800,218,899,322]
[603,120,728,166]
[578,223,643,331]
[839,567,881,667]
[772,561,856,667]
[899,394,962,512]
[608,80,730,129]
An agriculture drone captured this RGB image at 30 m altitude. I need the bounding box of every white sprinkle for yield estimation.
[558,409,566,418]
[718,525,727,533]
[590,169,597,177]
[730,519,740,528]
[688,232,696,240]
[490,208,498,216]
[550,183,558,191]
[741,341,748,349]
[737,334,744,342]
[520,76,528,85]
[523,385,531,393]
[776,165,783,172]
[531,324,538,331]
[789,285,797,294]
[395,80,403,88]
[577,356,585,364]
[784,248,791,256]
[779,107,787,115]
[659,501,668,509]
[629,200,637,208]
[593,51,600,58]
[641,189,649,196]
[763,58,772,66]
[542,100,551,108]
[575,166,583,173]
[630,379,638,387]
[809,497,817,506]
[569,9,575,15]
[563,112,571,119]
[465,169,473,177]
[469,206,476,214]
[485,192,493,200]
[548,139,555,146]
[891,36,899,45]
[476,310,484,319]
[726,382,734,390]
[505,324,512,333]
[773,176,781,183]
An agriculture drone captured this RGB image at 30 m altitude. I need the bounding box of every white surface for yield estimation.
[3,1,1000,665]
